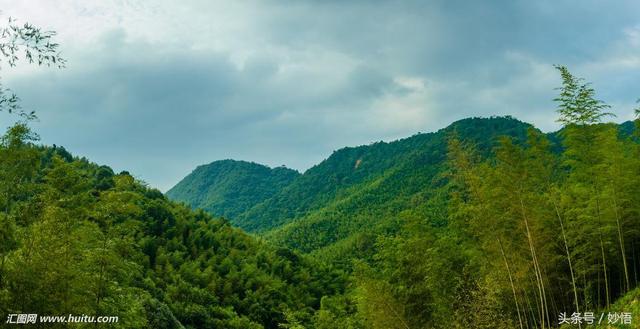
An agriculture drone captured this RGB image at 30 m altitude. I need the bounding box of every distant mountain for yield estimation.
[257,116,538,255]
[168,117,537,251]
[168,117,636,257]
[166,159,299,219]
[234,116,534,233]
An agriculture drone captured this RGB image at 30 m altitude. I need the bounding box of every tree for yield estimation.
[553,66,632,311]
[0,124,40,291]
[554,65,613,126]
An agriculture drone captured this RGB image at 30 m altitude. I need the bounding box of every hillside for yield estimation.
[168,117,537,253]
[0,125,342,329]
[171,117,638,257]
[5,114,639,329]
[162,110,640,329]
[561,288,640,328]
[266,118,638,255]
[5,9,640,328]
[205,116,534,233]
[166,160,299,220]
[257,116,537,253]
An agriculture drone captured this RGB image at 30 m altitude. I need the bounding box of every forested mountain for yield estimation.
[160,66,640,329]
[3,19,640,327]
[232,116,534,233]
[170,117,635,257]
[0,125,345,328]
[5,104,636,329]
[166,160,299,220]
[169,117,534,233]
[259,116,539,254]
[265,118,638,257]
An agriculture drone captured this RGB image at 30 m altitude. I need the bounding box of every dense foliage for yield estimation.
[0,125,346,328]
[3,17,640,327]
[167,116,535,235]
[303,68,640,328]
[169,67,640,328]
[167,160,299,220]
[262,116,538,254]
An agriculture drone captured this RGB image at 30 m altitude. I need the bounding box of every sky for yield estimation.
[0,0,639,191]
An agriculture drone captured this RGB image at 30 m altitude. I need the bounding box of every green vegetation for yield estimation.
[0,18,339,329]
[192,116,534,234]
[170,67,640,328]
[4,18,640,328]
[0,124,346,328]
[303,66,640,328]
[262,116,538,255]
[166,160,299,220]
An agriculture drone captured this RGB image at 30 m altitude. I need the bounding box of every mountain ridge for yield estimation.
[166,116,637,255]
[167,116,533,232]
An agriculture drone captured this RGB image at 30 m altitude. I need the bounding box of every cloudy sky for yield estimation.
[0,1,639,191]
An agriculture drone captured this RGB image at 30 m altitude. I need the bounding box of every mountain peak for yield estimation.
[166,159,300,219]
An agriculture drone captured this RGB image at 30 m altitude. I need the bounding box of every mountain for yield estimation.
[0,126,341,329]
[167,117,535,252]
[169,117,638,257]
[166,160,299,220]
[256,116,537,253]
[265,118,637,256]
[5,115,639,329]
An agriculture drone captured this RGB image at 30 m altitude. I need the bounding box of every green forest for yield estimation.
[2,16,640,329]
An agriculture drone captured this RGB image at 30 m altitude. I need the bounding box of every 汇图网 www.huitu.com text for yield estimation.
[6,313,119,324]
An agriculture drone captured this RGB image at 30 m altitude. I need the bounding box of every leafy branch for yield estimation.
[553,65,614,126]
[0,16,65,120]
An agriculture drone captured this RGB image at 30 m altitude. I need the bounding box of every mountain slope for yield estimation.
[0,126,341,329]
[166,160,299,220]
[260,116,539,253]
[168,117,637,257]
[231,116,534,233]
[166,117,534,236]
[266,119,639,255]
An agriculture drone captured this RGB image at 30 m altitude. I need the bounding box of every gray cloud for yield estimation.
[1,0,639,190]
